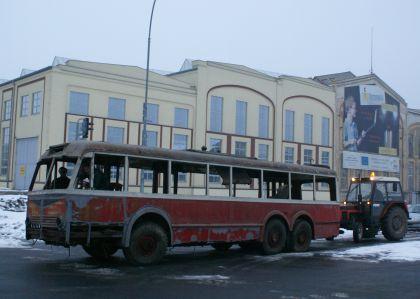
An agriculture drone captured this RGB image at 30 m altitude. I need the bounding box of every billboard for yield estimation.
[343,84,400,172]
[342,151,400,173]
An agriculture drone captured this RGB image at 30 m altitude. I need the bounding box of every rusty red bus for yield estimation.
[26,141,340,265]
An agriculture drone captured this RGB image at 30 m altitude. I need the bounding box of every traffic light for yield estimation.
[80,118,93,139]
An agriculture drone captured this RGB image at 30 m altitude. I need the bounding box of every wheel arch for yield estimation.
[291,212,315,239]
[122,206,173,247]
[263,210,291,232]
[381,203,409,219]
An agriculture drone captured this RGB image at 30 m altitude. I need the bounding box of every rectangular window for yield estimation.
[210,96,223,132]
[107,126,124,144]
[321,151,330,166]
[1,127,10,176]
[321,117,330,146]
[235,100,247,135]
[3,100,11,120]
[304,114,313,144]
[20,95,29,117]
[303,149,313,165]
[209,138,222,153]
[259,105,269,138]
[291,173,314,200]
[145,131,158,147]
[146,103,159,124]
[285,110,294,141]
[173,134,188,182]
[408,162,414,192]
[173,134,188,150]
[258,144,269,160]
[67,122,79,142]
[235,141,247,157]
[69,91,89,115]
[285,146,294,164]
[108,97,126,120]
[32,91,42,115]
[174,108,189,128]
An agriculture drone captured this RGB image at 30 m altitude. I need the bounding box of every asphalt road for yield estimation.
[1,234,420,299]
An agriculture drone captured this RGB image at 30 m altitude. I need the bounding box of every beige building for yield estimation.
[0,57,336,190]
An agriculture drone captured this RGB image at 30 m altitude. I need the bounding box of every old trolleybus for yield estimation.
[26,141,340,265]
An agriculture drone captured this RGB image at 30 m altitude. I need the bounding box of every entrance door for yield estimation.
[14,137,38,190]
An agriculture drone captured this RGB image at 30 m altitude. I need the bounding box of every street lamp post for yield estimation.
[140,0,157,192]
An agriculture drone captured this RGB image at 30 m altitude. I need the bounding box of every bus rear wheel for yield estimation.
[82,242,118,260]
[289,220,312,252]
[123,222,168,266]
[262,219,287,255]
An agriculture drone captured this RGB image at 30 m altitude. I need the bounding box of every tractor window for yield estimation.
[347,182,371,202]
[373,182,387,202]
[386,182,402,201]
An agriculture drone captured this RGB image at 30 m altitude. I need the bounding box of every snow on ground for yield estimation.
[0,194,32,248]
[409,212,420,223]
[330,241,420,262]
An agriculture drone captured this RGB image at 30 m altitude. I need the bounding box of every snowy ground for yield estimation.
[0,194,32,248]
[2,194,420,264]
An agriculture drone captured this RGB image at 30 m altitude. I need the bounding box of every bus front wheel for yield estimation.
[262,219,287,255]
[123,222,168,266]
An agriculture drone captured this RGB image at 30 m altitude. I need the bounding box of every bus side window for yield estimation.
[315,176,336,201]
[291,173,313,200]
[90,154,126,191]
[208,165,230,197]
[263,171,289,199]
[171,161,206,195]
[232,168,261,198]
[128,157,168,194]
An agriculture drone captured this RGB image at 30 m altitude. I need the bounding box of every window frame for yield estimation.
[20,95,30,117]
[32,91,42,115]
[174,107,189,128]
[69,91,89,115]
[108,97,126,120]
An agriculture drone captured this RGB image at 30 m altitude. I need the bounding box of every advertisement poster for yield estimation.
[342,151,400,173]
[343,85,400,156]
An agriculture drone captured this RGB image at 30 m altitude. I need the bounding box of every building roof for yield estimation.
[313,72,356,86]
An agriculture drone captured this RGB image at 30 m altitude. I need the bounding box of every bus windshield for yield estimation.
[30,157,77,191]
[346,182,372,202]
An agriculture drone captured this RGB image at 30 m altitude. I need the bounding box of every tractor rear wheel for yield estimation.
[382,207,407,241]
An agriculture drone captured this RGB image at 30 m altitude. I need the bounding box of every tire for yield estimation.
[381,207,408,241]
[289,220,312,252]
[262,219,287,255]
[82,242,118,260]
[353,222,363,243]
[211,243,233,252]
[123,222,168,266]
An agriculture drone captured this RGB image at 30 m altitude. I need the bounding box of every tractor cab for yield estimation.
[340,172,408,243]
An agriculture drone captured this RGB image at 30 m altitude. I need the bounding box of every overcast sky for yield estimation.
[1,0,419,108]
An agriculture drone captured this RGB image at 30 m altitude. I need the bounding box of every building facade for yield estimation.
[314,72,414,198]
[0,58,336,190]
[407,108,420,203]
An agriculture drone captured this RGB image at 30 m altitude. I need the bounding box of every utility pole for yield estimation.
[140,0,157,192]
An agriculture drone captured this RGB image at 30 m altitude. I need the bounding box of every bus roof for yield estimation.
[41,141,336,176]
